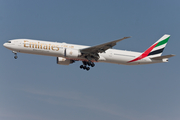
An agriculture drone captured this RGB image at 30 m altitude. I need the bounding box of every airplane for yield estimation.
[3,34,175,71]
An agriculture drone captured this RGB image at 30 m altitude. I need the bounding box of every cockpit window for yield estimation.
[8,41,11,43]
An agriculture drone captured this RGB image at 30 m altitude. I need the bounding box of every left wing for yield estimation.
[80,36,131,54]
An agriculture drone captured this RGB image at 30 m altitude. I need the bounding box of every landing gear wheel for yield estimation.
[14,56,18,59]
[80,65,83,69]
[86,67,90,71]
[13,51,18,59]
[80,61,95,71]
[87,62,90,66]
[91,62,95,67]
[83,61,87,66]
[83,66,86,70]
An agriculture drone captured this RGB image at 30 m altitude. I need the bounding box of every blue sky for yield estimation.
[0,0,180,120]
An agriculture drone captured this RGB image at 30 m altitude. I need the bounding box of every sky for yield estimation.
[0,0,180,120]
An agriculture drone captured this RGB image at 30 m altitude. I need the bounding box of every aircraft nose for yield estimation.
[3,43,7,47]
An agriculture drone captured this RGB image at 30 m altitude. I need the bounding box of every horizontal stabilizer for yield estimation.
[151,54,175,60]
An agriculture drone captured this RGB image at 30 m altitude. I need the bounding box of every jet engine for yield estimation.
[57,57,74,65]
[64,48,81,58]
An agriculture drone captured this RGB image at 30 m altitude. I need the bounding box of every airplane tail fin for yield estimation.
[146,34,170,58]
[128,34,174,63]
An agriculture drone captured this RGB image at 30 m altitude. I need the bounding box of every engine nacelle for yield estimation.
[57,57,74,65]
[64,48,81,58]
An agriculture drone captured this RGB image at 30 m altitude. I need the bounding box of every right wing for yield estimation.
[80,36,131,61]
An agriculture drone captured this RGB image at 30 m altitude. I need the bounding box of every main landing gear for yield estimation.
[80,61,95,71]
[13,51,18,59]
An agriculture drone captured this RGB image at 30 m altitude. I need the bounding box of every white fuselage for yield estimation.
[3,39,165,65]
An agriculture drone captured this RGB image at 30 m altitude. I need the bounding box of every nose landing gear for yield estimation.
[13,51,18,59]
[14,55,18,59]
